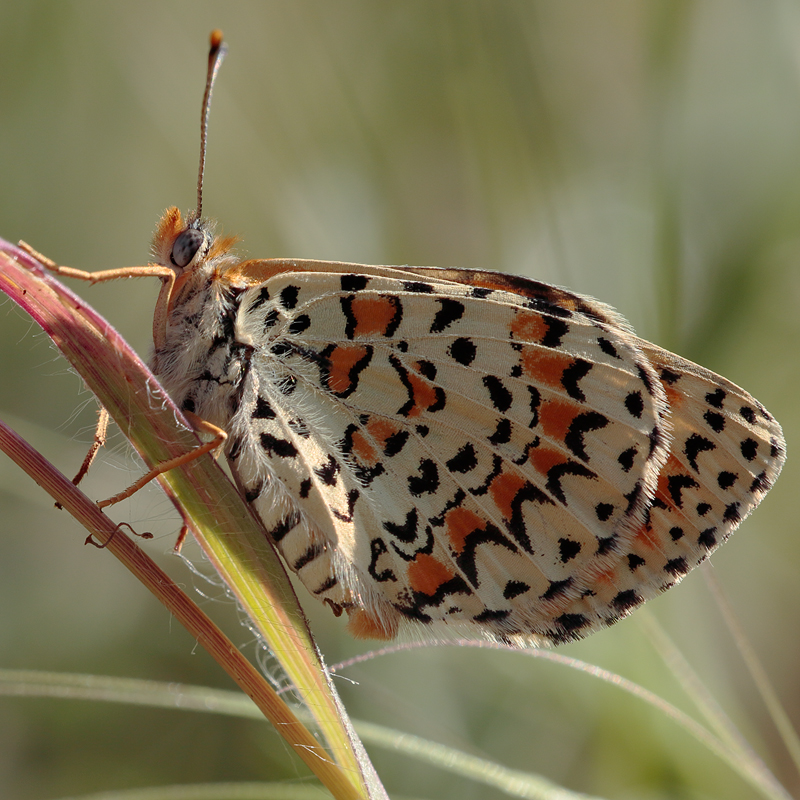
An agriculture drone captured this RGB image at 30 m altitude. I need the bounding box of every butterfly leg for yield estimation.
[18,241,175,286]
[173,525,191,553]
[54,406,111,510]
[72,406,110,487]
[19,242,178,355]
[97,415,227,509]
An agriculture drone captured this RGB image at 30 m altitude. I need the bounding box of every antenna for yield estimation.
[192,30,228,226]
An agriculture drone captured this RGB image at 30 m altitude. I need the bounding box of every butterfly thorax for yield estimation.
[153,271,249,429]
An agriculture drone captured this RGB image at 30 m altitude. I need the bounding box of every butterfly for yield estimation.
[40,32,786,647]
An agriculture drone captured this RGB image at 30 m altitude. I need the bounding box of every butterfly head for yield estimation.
[151,207,237,276]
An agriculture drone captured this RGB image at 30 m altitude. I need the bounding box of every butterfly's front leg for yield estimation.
[17,241,176,286]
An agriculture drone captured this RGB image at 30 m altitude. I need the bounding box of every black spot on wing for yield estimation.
[315,454,341,486]
[249,286,270,310]
[684,434,716,472]
[483,375,513,413]
[625,391,644,419]
[472,607,510,625]
[664,557,689,577]
[741,438,758,462]
[667,474,699,508]
[430,297,465,333]
[446,443,478,473]
[408,459,440,496]
[488,418,512,445]
[636,364,658,397]
[541,578,573,601]
[279,285,300,309]
[558,538,581,562]
[252,396,276,419]
[384,429,410,457]
[341,274,369,292]
[618,446,636,472]
[402,281,433,293]
[288,314,312,335]
[552,613,590,640]
[561,359,593,402]
[447,337,477,366]
[705,388,726,408]
[627,553,645,570]
[723,502,741,523]
[660,367,681,385]
[260,433,298,458]
[383,509,419,544]
[541,317,570,348]
[698,528,717,549]
[564,411,608,461]
[612,589,642,613]
[704,410,725,433]
[740,406,757,424]
[546,460,597,505]
[368,538,397,583]
[597,337,620,359]
[595,503,614,521]
[503,580,530,600]
[266,510,301,543]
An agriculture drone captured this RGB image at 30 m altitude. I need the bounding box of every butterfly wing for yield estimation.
[223,261,774,644]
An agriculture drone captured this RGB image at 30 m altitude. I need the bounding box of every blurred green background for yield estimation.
[1,2,799,799]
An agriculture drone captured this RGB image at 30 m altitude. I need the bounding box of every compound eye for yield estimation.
[171,228,205,268]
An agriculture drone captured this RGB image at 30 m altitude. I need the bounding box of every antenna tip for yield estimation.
[210,29,224,51]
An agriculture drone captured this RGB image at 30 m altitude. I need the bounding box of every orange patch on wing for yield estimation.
[406,372,438,417]
[588,564,619,592]
[444,507,486,552]
[346,608,400,640]
[519,348,572,387]
[408,554,456,596]
[510,309,547,342]
[349,295,400,337]
[653,476,675,513]
[326,344,369,394]
[652,455,688,513]
[661,380,684,410]
[529,446,567,478]
[489,471,527,521]
[350,428,378,465]
[366,418,402,448]
[633,523,661,550]
[539,399,578,442]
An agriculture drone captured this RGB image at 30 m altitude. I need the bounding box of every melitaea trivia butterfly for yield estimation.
[33,32,786,647]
